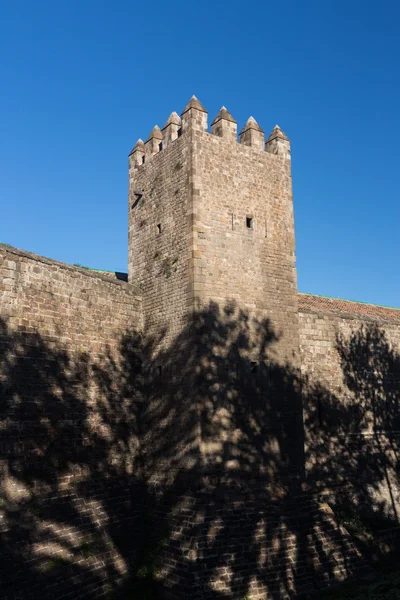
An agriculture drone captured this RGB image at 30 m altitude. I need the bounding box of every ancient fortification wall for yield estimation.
[129,98,298,366]
[129,97,301,477]
[0,244,143,599]
[299,293,400,520]
[126,99,366,600]
[128,115,191,353]
[191,110,298,367]
[2,94,400,600]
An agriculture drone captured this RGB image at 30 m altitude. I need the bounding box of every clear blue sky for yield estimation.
[1,1,399,307]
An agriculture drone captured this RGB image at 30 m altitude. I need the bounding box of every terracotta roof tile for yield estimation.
[298,293,400,324]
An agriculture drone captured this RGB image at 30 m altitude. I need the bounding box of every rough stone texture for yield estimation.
[299,293,400,522]
[210,106,238,140]
[128,130,191,353]
[2,96,400,599]
[189,123,301,480]
[191,119,298,365]
[239,116,265,150]
[127,100,369,599]
[129,99,298,363]
[0,244,143,599]
[265,125,291,160]
[162,112,181,148]
[129,98,301,477]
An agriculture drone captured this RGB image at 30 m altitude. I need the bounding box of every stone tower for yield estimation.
[128,96,299,363]
[127,97,307,599]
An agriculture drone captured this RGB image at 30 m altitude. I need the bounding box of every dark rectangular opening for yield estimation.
[177,127,182,138]
[158,142,163,152]
[141,156,145,164]
[157,223,162,234]
[246,217,253,229]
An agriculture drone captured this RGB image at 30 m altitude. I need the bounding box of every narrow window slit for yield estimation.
[246,217,253,229]
[157,223,162,234]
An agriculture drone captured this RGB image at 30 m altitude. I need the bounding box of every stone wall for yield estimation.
[128,125,192,354]
[126,99,367,599]
[3,93,398,598]
[190,115,301,475]
[0,244,143,599]
[128,99,298,366]
[129,99,301,476]
[299,293,400,521]
[192,122,298,367]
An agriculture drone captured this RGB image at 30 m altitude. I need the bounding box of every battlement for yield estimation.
[129,95,290,168]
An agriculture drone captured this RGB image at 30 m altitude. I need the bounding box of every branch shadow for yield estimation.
[304,322,400,570]
[0,318,146,598]
[0,310,399,599]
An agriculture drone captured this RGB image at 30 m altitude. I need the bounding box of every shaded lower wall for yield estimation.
[0,245,143,599]
[1,244,396,599]
[299,293,400,524]
[139,302,366,600]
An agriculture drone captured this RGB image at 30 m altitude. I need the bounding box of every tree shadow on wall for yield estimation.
[304,323,400,545]
[0,317,148,599]
[138,304,400,599]
[0,310,399,599]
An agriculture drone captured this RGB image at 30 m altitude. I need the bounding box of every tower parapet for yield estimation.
[239,116,264,150]
[265,125,291,160]
[181,95,208,133]
[162,112,181,148]
[129,96,292,170]
[128,95,297,358]
[129,139,145,173]
[145,125,163,156]
[210,106,237,141]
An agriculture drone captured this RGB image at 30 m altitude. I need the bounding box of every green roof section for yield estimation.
[87,267,117,274]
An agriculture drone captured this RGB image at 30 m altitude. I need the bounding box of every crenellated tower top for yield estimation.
[239,116,264,150]
[265,125,291,160]
[211,106,237,141]
[129,95,291,169]
[128,94,298,372]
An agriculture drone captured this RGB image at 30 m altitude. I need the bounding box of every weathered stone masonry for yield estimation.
[1,95,400,599]
[299,293,400,521]
[127,98,377,599]
[0,244,143,599]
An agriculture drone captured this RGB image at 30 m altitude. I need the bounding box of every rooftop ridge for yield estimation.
[299,292,400,312]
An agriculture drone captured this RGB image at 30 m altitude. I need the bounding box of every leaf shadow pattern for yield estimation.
[303,322,400,558]
[0,310,399,599]
[138,303,380,599]
[0,317,146,599]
